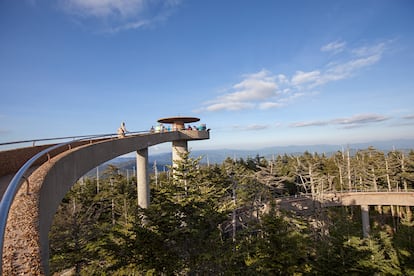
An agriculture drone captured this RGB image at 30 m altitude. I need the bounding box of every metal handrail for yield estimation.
[0,130,148,274]
[274,189,414,201]
[0,131,149,148]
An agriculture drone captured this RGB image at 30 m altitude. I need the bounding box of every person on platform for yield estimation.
[117,122,127,138]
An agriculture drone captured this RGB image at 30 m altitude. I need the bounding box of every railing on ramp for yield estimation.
[0,131,147,274]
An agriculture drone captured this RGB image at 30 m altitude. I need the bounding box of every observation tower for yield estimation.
[157,116,206,165]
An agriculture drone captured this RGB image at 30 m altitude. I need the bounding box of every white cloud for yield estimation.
[292,114,389,128]
[277,74,289,84]
[204,102,254,112]
[226,71,278,101]
[106,19,150,33]
[402,114,414,120]
[259,102,284,110]
[332,114,389,125]
[201,69,280,112]
[291,70,321,86]
[201,40,388,113]
[293,41,385,88]
[394,115,414,126]
[324,54,381,81]
[321,40,346,53]
[61,0,145,18]
[60,0,181,32]
[233,124,270,131]
[291,120,328,127]
[352,42,386,57]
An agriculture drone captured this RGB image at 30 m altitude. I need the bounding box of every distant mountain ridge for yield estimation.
[146,139,414,165]
[85,139,413,177]
[171,138,414,164]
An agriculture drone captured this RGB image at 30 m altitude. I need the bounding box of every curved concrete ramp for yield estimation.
[277,192,414,212]
[324,192,414,206]
[2,130,208,275]
[277,192,414,239]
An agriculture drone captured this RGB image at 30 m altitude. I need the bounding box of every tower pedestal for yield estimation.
[361,205,370,238]
[136,148,149,208]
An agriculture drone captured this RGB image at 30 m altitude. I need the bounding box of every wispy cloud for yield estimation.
[291,120,328,127]
[200,40,388,113]
[332,114,388,125]
[232,124,270,131]
[59,0,181,32]
[258,101,284,110]
[291,114,389,129]
[402,114,414,120]
[321,40,346,54]
[201,69,282,112]
[394,114,414,126]
[204,102,254,112]
[293,42,385,89]
[223,70,278,102]
[291,70,321,86]
[61,0,145,18]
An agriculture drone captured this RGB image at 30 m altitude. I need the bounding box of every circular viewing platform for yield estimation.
[158,116,202,131]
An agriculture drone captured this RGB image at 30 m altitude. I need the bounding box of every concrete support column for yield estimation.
[172,140,188,164]
[361,205,370,238]
[136,148,150,208]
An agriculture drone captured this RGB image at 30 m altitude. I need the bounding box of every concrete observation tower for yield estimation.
[137,116,209,209]
[157,116,206,164]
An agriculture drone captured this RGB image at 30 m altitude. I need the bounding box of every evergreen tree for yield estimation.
[104,152,231,274]
[49,147,414,275]
[393,221,414,275]
[49,178,111,274]
[243,210,311,275]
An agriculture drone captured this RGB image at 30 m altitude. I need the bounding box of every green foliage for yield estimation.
[49,180,111,274]
[49,147,414,275]
[392,221,414,275]
[242,211,312,275]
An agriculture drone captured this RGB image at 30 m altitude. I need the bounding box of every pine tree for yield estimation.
[233,206,311,275]
[49,179,111,274]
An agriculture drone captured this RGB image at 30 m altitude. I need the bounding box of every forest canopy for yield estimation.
[50,148,414,275]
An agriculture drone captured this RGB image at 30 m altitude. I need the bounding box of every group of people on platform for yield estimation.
[118,121,208,138]
[149,123,207,133]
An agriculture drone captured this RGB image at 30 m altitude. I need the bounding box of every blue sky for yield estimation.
[1,0,414,153]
